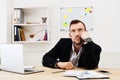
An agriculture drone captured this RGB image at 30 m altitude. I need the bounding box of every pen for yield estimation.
[51,70,65,74]
[97,70,111,74]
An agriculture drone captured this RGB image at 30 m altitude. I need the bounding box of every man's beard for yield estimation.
[73,38,84,45]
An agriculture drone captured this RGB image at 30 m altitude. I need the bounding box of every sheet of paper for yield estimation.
[63,70,84,76]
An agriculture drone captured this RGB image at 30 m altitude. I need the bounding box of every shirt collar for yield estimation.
[72,43,82,56]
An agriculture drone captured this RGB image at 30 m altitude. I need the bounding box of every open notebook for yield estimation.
[63,70,110,79]
[0,44,44,74]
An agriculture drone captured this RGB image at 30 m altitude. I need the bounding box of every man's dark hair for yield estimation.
[69,19,86,30]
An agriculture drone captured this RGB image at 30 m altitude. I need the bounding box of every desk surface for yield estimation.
[0,66,120,80]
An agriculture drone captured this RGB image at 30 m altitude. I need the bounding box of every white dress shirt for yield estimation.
[69,43,82,66]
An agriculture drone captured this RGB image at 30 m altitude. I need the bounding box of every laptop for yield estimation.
[0,44,44,74]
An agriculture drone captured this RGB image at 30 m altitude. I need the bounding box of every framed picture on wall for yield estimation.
[60,6,94,31]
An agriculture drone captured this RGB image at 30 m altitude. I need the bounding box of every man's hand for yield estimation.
[56,62,75,70]
[81,31,92,42]
[81,31,90,40]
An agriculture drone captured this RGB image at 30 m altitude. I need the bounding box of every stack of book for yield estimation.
[14,26,26,41]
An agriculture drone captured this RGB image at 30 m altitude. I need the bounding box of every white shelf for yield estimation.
[14,23,47,26]
[13,41,49,44]
[12,7,49,43]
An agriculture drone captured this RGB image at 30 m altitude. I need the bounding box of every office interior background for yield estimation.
[0,0,120,68]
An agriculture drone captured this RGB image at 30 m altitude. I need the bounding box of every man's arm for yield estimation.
[81,41,102,69]
[79,31,102,69]
[42,38,73,68]
[42,40,61,68]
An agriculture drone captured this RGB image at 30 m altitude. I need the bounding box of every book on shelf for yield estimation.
[63,70,110,79]
[19,28,26,41]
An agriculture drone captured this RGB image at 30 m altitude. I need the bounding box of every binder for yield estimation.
[14,8,24,24]
[14,26,22,41]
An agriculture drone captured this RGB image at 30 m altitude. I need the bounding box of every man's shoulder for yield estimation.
[60,38,71,41]
[59,38,72,43]
[57,38,72,46]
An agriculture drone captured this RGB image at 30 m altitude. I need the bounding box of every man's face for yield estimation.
[69,22,86,45]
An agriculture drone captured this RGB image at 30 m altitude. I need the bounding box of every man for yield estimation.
[42,20,102,70]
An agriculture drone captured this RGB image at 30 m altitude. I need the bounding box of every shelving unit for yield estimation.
[12,7,49,43]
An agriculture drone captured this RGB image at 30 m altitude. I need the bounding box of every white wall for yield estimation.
[1,0,120,68]
[92,0,120,52]
[0,0,7,43]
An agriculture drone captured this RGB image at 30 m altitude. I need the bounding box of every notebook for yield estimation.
[0,44,44,74]
[63,70,110,79]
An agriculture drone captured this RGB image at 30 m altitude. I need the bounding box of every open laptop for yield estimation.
[0,44,44,74]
